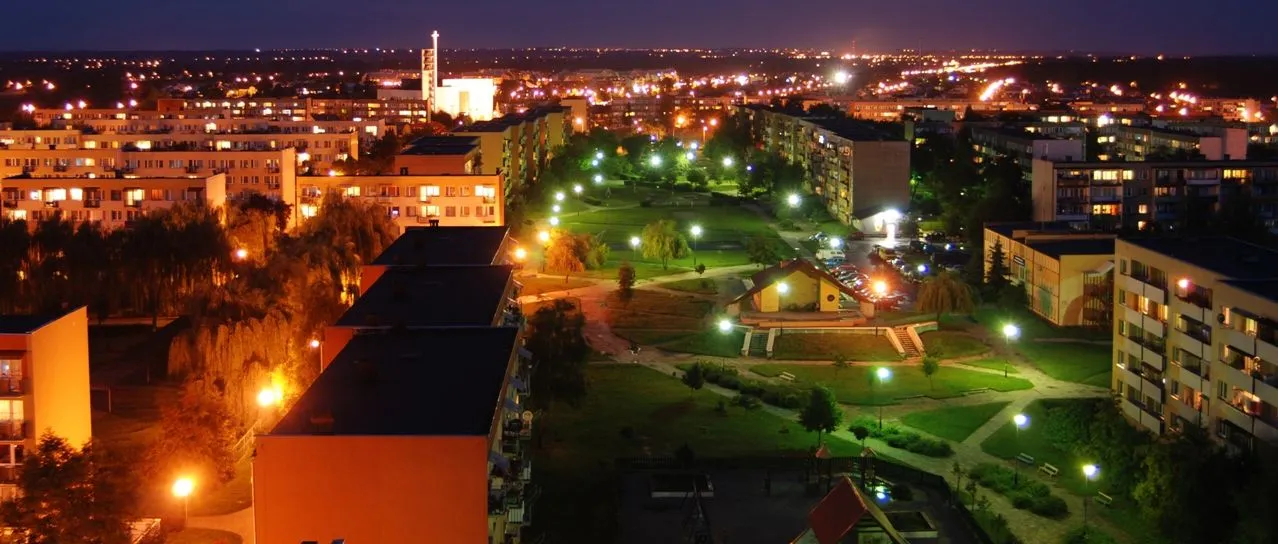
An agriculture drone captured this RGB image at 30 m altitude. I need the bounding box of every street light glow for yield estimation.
[538,230,552,244]
[573,184,583,194]
[1002,324,1020,340]
[1177,278,1191,290]
[777,282,789,294]
[629,236,641,249]
[591,158,600,167]
[552,204,561,213]
[722,156,734,167]
[917,263,928,273]
[1014,413,1029,428]
[650,155,662,167]
[172,477,195,499]
[829,238,842,249]
[593,174,603,184]
[834,71,850,84]
[308,338,320,349]
[554,191,565,202]
[234,248,248,261]
[718,319,733,333]
[690,225,703,237]
[1083,464,1099,479]
[876,367,892,380]
[257,387,280,407]
[685,151,695,161]
[787,193,801,208]
[595,151,604,160]
[873,280,888,297]
[549,216,560,226]
[513,247,528,261]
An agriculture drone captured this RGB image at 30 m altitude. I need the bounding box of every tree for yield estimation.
[921,356,940,389]
[746,234,781,267]
[545,232,586,281]
[798,385,842,446]
[682,363,706,395]
[687,168,708,189]
[695,263,706,276]
[952,462,965,498]
[850,425,869,447]
[917,271,975,321]
[640,219,689,270]
[146,382,238,486]
[525,299,590,409]
[986,239,1010,292]
[2,435,136,544]
[1133,427,1237,543]
[617,261,636,306]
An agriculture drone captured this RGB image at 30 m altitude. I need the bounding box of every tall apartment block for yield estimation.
[0,307,92,500]
[1113,237,1278,452]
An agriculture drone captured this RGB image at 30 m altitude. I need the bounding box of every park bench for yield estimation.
[779,372,797,382]
[1096,492,1114,506]
[1015,453,1034,466]
[1039,462,1060,478]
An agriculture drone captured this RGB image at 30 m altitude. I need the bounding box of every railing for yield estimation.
[1177,289,1212,310]
[0,377,24,396]
[83,199,101,208]
[0,421,26,441]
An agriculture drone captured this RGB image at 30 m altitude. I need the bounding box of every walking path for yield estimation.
[187,506,255,544]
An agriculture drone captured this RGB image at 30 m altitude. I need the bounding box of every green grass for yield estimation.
[189,456,253,517]
[901,402,1011,442]
[604,290,711,331]
[919,330,989,358]
[659,277,719,295]
[612,329,694,345]
[869,310,936,326]
[980,399,1096,496]
[958,358,1019,374]
[973,306,1109,342]
[771,333,900,361]
[517,275,595,296]
[164,528,243,544]
[660,330,744,358]
[533,365,862,542]
[1018,341,1112,387]
[749,364,1033,404]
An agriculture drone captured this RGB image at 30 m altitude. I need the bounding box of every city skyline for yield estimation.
[4,0,1278,54]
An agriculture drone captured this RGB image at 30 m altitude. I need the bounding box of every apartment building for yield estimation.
[254,326,531,544]
[360,226,521,293]
[740,105,910,229]
[154,97,434,129]
[0,308,92,501]
[297,174,503,230]
[1113,237,1278,452]
[1,174,227,227]
[835,98,1039,122]
[1029,158,1278,230]
[321,265,519,368]
[969,126,1085,181]
[983,223,1115,327]
[392,136,482,175]
[455,106,570,196]
[1100,124,1249,161]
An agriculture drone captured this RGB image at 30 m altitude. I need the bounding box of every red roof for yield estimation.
[807,477,867,544]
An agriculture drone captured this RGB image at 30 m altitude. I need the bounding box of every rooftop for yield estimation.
[970,124,1068,141]
[1221,279,1278,303]
[371,226,511,266]
[455,106,570,133]
[271,327,519,436]
[1043,159,1278,168]
[1122,237,1278,281]
[336,265,514,328]
[0,313,65,334]
[400,135,480,156]
[985,221,1080,239]
[1026,238,1116,259]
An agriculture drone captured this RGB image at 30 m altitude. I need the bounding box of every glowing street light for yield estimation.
[829,238,842,249]
[548,216,560,226]
[722,156,734,167]
[537,230,552,244]
[257,387,280,407]
[776,281,790,294]
[595,151,604,160]
[234,248,248,261]
[629,236,641,249]
[650,155,662,167]
[1013,413,1029,484]
[718,318,733,334]
[172,476,195,522]
[834,71,850,84]
[685,151,695,161]
[591,158,600,167]
[1177,277,1191,290]
[1002,323,1020,374]
[874,367,892,429]
[1083,464,1100,534]
[552,204,561,213]
[872,280,888,298]
[593,174,603,184]
[554,191,565,202]
[690,225,703,265]
[308,338,320,349]
[787,193,801,208]
[513,247,528,261]
[573,184,583,195]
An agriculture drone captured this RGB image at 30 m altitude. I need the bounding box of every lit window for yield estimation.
[299,204,318,218]
[344,186,360,197]
[28,191,40,201]
[475,185,496,199]
[421,185,440,198]
[69,188,83,201]
[1138,204,1148,214]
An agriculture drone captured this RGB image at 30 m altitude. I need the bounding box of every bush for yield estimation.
[718,374,742,390]
[582,196,603,206]
[734,394,762,410]
[1028,495,1068,518]
[673,181,694,192]
[853,416,953,457]
[969,463,1068,519]
[777,218,798,230]
[1060,526,1118,544]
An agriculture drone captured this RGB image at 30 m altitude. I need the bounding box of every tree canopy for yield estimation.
[640,220,689,270]
[2,435,136,544]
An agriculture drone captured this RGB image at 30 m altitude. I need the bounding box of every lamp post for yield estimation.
[554,191,565,202]
[787,193,801,209]
[172,476,195,524]
[1082,464,1099,536]
[872,280,888,333]
[776,281,789,335]
[573,184,583,196]
[1002,324,1020,376]
[874,367,891,429]
[1013,413,1029,485]
[690,225,703,266]
[593,173,603,185]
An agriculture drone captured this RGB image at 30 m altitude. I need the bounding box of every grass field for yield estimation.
[658,277,719,295]
[771,333,900,361]
[980,399,1097,495]
[533,365,862,542]
[901,402,1011,442]
[919,330,989,358]
[605,290,711,331]
[749,364,1033,405]
[957,358,1019,374]
[660,329,744,358]
[1017,341,1112,387]
[517,275,595,296]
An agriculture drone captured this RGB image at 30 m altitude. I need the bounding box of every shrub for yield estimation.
[1028,495,1068,518]
[673,181,694,192]
[970,463,1068,519]
[718,374,742,390]
[740,382,765,397]
[777,218,797,230]
[1060,526,1118,544]
[1009,492,1034,510]
[734,394,762,410]
[620,426,634,439]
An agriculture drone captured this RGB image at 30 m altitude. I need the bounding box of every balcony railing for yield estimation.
[1177,289,1212,310]
[0,421,26,441]
[0,377,24,396]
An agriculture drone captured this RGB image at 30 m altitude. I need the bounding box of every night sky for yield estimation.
[6,0,1278,54]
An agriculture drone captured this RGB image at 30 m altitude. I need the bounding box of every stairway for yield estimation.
[747,331,770,357]
[893,327,921,358]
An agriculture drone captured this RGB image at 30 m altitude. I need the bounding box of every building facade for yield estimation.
[983,224,1115,327]
[1,174,227,227]
[1100,124,1248,162]
[297,174,503,230]
[969,126,1085,181]
[455,106,569,196]
[1112,237,1278,452]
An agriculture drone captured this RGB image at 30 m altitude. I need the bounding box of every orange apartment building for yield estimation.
[392,135,482,175]
[0,308,92,501]
[455,105,570,196]
[298,174,503,230]
[254,323,531,543]
[359,226,521,294]
[0,174,227,228]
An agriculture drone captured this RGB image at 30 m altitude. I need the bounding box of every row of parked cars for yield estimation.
[821,253,910,310]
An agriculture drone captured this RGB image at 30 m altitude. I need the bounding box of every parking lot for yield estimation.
[803,232,974,314]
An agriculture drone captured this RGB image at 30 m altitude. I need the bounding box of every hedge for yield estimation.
[969,463,1069,519]
[849,415,954,458]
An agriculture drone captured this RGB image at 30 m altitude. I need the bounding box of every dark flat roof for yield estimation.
[337,265,514,327]
[1046,160,1278,168]
[1122,237,1278,281]
[456,106,567,133]
[986,221,1079,239]
[271,327,519,436]
[401,135,479,156]
[0,314,62,334]
[1222,279,1278,302]
[1026,238,1115,259]
[372,226,510,266]
[970,125,1067,141]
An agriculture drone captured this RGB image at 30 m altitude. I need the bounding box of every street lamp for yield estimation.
[591,158,600,167]
[1001,324,1020,376]
[573,184,583,195]
[1082,464,1099,535]
[718,318,733,334]
[629,236,641,250]
[172,476,195,523]
[593,174,603,184]
[1013,414,1029,484]
[537,230,552,244]
[874,367,892,429]
[872,280,888,298]
[596,151,604,160]
[513,247,528,262]
[552,204,561,213]
[234,248,248,261]
[829,238,842,249]
[722,156,734,168]
[308,338,320,349]
[549,216,560,226]
[685,151,695,161]
[787,193,801,208]
[690,225,703,265]
[554,191,565,202]
[256,387,280,408]
[650,155,662,167]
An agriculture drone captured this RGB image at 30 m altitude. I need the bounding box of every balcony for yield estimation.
[1119,397,1164,434]
[1219,355,1254,390]
[1116,363,1142,391]
[1170,396,1203,427]
[83,199,101,209]
[0,421,26,441]
[0,377,24,396]
[1227,329,1257,356]
[1220,400,1256,433]
[1170,329,1208,360]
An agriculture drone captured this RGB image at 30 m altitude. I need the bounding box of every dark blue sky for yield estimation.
[5,0,1277,54]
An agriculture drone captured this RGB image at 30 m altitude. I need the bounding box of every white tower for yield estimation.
[431,30,440,110]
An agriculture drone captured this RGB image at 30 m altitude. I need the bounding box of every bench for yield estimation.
[1096,492,1114,506]
[779,372,797,382]
[1015,453,1034,466]
[1039,463,1060,478]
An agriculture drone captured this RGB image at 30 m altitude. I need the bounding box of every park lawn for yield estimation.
[659,277,719,295]
[533,365,861,542]
[973,306,1109,342]
[958,358,1019,374]
[613,329,694,346]
[870,310,935,327]
[164,528,243,544]
[660,330,744,358]
[918,330,989,358]
[771,333,900,361]
[901,402,1011,442]
[189,456,254,517]
[604,290,711,331]
[749,364,1033,404]
[980,399,1098,496]
[517,275,595,296]
[1018,341,1112,387]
